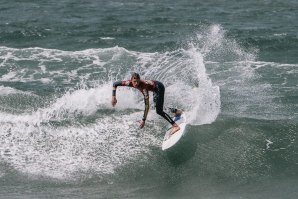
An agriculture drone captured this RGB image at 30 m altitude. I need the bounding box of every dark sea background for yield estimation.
[0,0,298,198]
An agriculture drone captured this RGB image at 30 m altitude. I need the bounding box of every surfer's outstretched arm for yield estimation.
[142,90,150,121]
[139,89,149,129]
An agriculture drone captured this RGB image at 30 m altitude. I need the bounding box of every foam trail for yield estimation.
[0,84,154,180]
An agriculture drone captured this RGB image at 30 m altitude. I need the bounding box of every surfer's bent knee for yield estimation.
[156,108,163,116]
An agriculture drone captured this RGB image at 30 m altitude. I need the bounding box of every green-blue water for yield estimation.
[0,0,297,198]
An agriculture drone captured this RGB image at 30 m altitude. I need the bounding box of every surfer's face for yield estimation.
[132,78,140,87]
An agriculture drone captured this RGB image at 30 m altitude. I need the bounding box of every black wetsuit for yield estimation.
[153,81,175,125]
[112,80,175,125]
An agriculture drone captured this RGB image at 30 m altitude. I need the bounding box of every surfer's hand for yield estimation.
[139,120,145,129]
[111,96,117,107]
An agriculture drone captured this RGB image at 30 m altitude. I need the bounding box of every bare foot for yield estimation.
[170,125,180,135]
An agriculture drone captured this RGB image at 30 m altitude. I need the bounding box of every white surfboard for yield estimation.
[162,112,187,151]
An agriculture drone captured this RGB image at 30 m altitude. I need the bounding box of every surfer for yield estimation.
[112,72,180,134]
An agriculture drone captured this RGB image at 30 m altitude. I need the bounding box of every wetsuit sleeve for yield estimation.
[112,80,131,96]
[112,81,122,96]
[142,89,149,121]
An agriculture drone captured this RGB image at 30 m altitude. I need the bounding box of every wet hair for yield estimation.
[131,72,140,80]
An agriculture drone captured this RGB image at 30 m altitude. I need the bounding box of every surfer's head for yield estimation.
[131,72,140,87]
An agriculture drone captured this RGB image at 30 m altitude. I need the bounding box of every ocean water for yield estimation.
[0,0,297,198]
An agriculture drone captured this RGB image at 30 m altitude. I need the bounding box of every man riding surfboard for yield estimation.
[111,72,180,135]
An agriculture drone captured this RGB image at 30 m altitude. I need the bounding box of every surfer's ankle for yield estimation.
[172,123,179,127]
[170,124,180,135]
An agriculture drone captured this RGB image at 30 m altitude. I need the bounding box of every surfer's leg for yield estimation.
[154,82,174,124]
[155,82,180,134]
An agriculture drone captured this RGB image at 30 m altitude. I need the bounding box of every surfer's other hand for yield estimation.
[111,96,117,107]
[138,120,145,129]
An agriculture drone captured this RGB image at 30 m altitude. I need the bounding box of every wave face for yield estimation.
[0,27,221,181]
[1,25,297,187]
